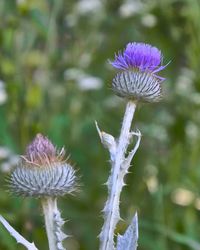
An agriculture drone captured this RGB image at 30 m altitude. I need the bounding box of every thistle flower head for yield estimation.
[25,133,62,166]
[10,134,77,197]
[111,42,164,73]
[110,42,167,102]
[26,133,56,163]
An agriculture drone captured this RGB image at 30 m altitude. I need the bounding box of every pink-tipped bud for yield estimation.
[26,133,56,164]
[10,134,77,197]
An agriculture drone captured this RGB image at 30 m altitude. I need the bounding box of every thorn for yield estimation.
[103,180,110,186]
[119,216,124,222]
[122,181,127,186]
[95,120,102,141]
[130,129,142,138]
[95,121,117,157]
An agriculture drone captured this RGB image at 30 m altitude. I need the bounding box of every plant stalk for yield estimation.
[100,100,137,250]
[41,197,60,250]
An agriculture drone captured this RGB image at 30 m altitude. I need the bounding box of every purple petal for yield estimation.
[110,42,167,78]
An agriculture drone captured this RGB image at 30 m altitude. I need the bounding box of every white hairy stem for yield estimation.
[98,101,140,250]
[0,215,38,250]
[41,197,67,250]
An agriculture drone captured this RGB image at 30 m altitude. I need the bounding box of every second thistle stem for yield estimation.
[41,197,68,250]
[41,197,58,250]
[100,101,137,250]
[42,197,67,250]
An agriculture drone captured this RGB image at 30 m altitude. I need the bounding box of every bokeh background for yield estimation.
[0,0,200,249]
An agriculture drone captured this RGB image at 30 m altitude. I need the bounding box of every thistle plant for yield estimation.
[97,42,167,250]
[1,134,77,250]
[0,42,168,250]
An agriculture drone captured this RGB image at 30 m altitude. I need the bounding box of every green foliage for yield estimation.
[0,0,200,249]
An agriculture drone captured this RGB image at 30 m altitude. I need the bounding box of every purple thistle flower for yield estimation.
[111,42,165,76]
[110,42,168,102]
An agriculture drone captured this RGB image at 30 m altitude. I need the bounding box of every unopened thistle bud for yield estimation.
[10,134,77,197]
[110,42,168,102]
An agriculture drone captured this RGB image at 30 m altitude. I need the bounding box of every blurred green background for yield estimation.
[0,0,200,249]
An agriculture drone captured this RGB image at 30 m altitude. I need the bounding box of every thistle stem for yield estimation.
[42,197,58,250]
[100,101,137,250]
[0,215,38,250]
[42,197,67,250]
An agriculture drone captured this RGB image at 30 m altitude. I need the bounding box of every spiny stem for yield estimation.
[0,215,38,250]
[41,197,66,250]
[99,101,137,250]
[42,197,57,250]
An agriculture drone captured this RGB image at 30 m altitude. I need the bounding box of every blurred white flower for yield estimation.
[64,68,85,81]
[171,188,195,206]
[78,76,103,91]
[1,162,12,172]
[17,0,26,5]
[120,0,143,17]
[0,80,7,104]
[146,176,158,193]
[76,0,102,14]
[185,122,198,141]
[64,68,103,91]
[0,149,20,173]
[0,147,11,159]
[0,91,7,104]
[141,14,157,28]
[176,68,195,95]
